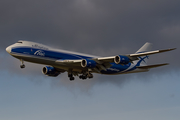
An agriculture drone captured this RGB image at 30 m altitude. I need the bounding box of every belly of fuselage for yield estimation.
[10,53,86,72]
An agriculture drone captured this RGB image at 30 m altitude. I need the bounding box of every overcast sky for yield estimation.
[0,0,180,120]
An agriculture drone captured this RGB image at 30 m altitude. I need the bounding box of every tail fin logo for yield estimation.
[138,55,149,64]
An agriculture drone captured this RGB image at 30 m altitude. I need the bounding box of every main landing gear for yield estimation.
[68,71,94,81]
[20,59,25,69]
[68,73,75,81]
[79,72,93,80]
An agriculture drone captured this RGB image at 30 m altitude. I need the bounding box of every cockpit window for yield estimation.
[17,41,23,43]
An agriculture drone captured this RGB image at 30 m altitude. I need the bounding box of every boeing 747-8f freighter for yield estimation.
[6,41,175,80]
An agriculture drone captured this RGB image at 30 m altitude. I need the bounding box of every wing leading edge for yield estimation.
[129,48,176,57]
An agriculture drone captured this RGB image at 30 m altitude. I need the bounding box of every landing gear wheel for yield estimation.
[88,73,93,79]
[79,75,87,80]
[20,64,25,69]
[79,75,82,79]
[82,76,87,80]
[69,77,75,81]
[68,72,75,81]
[20,59,25,69]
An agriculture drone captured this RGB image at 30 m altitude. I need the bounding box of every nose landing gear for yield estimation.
[20,64,25,68]
[20,59,25,69]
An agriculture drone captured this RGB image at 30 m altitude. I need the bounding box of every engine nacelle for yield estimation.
[114,55,130,64]
[81,59,97,68]
[42,66,60,77]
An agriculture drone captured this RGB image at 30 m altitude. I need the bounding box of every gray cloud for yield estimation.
[1,0,179,48]
[0,0,179,89]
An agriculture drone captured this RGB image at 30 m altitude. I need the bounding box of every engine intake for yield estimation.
[42,66,60,77]
[114,55,130,64]
[81,59,97,68]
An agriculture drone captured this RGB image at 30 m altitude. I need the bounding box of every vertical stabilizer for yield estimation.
[135,42,152,66]
[136,42,152,53]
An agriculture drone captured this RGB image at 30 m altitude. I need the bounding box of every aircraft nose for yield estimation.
[6,46,11,53]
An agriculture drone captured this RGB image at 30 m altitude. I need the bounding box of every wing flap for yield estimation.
[136,63,169,69]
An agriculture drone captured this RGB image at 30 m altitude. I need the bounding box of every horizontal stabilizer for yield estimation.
[136,63,169,69]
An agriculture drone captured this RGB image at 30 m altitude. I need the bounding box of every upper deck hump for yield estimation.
[16,40,100,58]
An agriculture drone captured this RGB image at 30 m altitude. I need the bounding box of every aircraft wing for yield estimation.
[55,59,112,72]
[129,48,176,57]
[93,48,176,62]
[55,48,175,72]
[55,59,82,66]
[94,56,115,63]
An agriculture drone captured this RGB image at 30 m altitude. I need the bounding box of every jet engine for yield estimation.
[114,55,130,64]
[81,59,97,68]
[42,66,60,77]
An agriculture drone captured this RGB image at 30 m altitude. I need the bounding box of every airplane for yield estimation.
[6,40,176,81]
